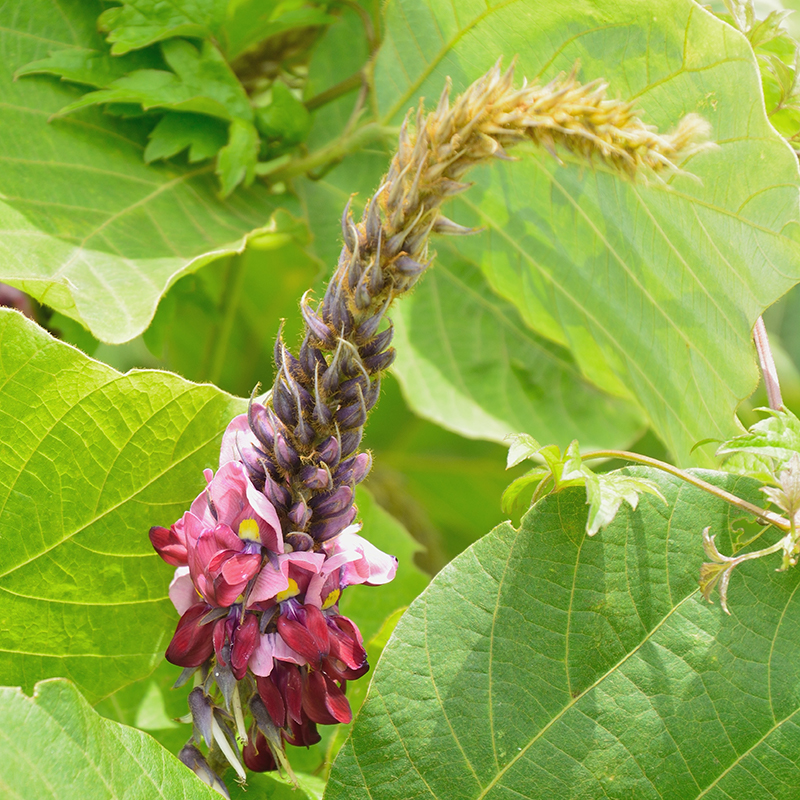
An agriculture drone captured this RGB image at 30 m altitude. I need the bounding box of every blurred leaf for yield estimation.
[393,257,645,448]
[256,82,311,150]
[56,39,253,122]
[327,469,800,800]
[0,679,221,800]
[15,45,162,88]
[364,375,526,572]
[98,0,228,55]
[0,310,246,702]
[144,112,229,163]
[222,0,336,62]
[144,236,320,396]
[373,0,800,466]
[228,770,326,800]
[3,1,297,342]
[216,117,259,195]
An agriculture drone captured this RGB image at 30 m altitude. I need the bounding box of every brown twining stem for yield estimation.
[753,316,783,410]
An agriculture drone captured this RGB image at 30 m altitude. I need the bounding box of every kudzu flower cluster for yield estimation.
[149,59,709,792]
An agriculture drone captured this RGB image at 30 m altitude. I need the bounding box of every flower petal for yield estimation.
[168,566,196,615]
[326,530,398,587]
[165,604,214,668]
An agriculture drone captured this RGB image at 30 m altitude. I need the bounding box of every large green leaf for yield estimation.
[1,0,297,343]
[0,678,220,799]
[374,0,800,464]
[326,469,800,799]
[0,310,245,702]
[393,256,644,448]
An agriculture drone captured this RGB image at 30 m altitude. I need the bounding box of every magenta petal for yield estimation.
[214,578,248,607]
[166,604,214,668]
[231,613,260,680]
[208,462,251,528]
[245,479,283,553]
[220,552,261,585]
[247,563,289,606]
[149,525,187,566]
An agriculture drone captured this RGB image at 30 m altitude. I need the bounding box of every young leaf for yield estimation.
[216,118,259,196]
[374,0,800,466]
[717,407,800,478]
[98,0,228,55]
[327,469,800,800]
[15,45,162,88]
[144,112,229,163]
[56,39,253,122]
[255,82,311,150]
[0,310,246,702]
[0,679,223,799]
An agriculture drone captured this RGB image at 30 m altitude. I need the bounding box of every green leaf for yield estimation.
[0,310,246,702]
[327,468,800,799]
[374,0,800,465]
[98,0,228,55]
[216,118,259,196]
[57,39,253,122]
[15,45,162,88]
[3,1,296,343]
[0,679,221,799]
[392,258,645,448]
[718,407,800,476]
[144,112,229,163]
[255,82,311,148]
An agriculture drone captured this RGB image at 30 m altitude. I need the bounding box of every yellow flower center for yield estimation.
[276,579,300,602]
[321,588,341,610]
[238,519,261,542]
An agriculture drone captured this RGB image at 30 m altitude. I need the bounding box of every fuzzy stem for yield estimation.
[753,315,783,410]
[582,449,790,530]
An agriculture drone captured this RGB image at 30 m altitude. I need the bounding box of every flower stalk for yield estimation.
[150,59,710,790]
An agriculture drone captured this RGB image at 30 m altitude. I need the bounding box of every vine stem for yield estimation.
[268,122,397,182]
[753,316,783,410]
[581,449,790,531]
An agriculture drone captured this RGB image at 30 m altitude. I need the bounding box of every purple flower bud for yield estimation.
[433,215,479,236]
[354,273,372,310]
[301,295,335,346]
[336,399,367,429]
[263,472,290,511]
[340,428,363,458]
[289,499,312,529]
[359,325,394,357]
[316,435,341,468]
[309,505,358,541]
[362,348,396,373]
[310,485,353,517]
[272,380,298,427]
[334,452,371,485]
[274,432,301,472]
[179,744,230,798]
[300,464,332,490]
[285,531,314,551]
[299,335,327,377]
[188,687,215,746]
[393,254,427,278]
[364,193,382,248]
[249,398,274,450]
[339,375,368,405]
[341,197,356,251]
